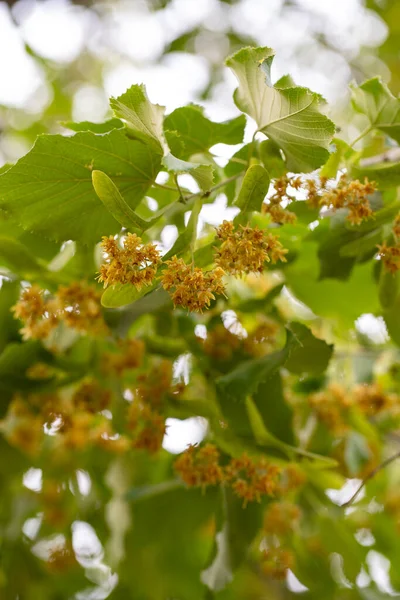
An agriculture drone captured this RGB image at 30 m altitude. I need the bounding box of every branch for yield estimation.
[341,450,400,508]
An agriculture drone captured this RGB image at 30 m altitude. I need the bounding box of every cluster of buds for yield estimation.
[161,256,226,312]
[12,281,107,341]
[214,221,287,276]
[98,233,161,289]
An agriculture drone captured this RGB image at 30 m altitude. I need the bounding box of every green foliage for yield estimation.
[226,47,335,172]
[2,35,400,600]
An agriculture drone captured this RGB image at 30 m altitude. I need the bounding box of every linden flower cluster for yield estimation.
[263,175,301,224]
[261,547,295,580]
[98,233,162,289]
[263,501,301,536]
[377,213,400,273]
[174,445,284,506]
[102,338,145,376]
[127,401,166,454]
[308,382,400,433]
[318,175,376,225]
[200,319,280,362]
[161,256,226,312]
[214,221,287,276]
[12,281,107,340]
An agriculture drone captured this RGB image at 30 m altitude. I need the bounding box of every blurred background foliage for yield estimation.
[0,0,397,167]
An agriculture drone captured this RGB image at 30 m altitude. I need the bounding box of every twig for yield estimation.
[184,171,245,202]
[341,450,400,507]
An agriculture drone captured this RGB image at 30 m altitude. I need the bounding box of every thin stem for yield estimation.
[184,171,245,203]
[153,182,179,192]
[173,173,185,203]
[341,450,400,507]
[350,126,373,148]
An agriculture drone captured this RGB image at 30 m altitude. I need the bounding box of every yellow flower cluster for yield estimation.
[102,338,145,376]
[318,175,376,226]
[263,501,301,536]
[174,445,292,506]
[377,213,400,273]
[174,443,224,488]
[98,233,162,289]
[127,401,166,453]
[161,256,226,312]
[46,542,77,573]
[200,319,280,362]
[261,547,295,580]
[308,382,400,433]
[214,221,287,276]
[12,281,107,340]
[262,176,299,224]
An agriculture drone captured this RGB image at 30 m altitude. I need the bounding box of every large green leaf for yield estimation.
[226,46,335,172]
[351,77,400,144]
[164,105,246,160]
[0,131,161,244]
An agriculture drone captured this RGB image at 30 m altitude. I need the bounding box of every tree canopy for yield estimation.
[1,2,400,599]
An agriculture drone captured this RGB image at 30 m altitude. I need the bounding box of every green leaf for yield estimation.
[110,84,166,153]
[164,105,246,160]
[61,118,124,133]
[92,170,168,231]
[285,242,379,329]
[351,162,400,189]
[226,46,335,172]
[285,322,333,375]
[201,488,262,592]
[383,295,400,346]
[351,77,400,144]
[252,373,295,444]
[0,237,46,276]
[344,432,371,476]
[216,330,294,401]
[162,154,214,192]
[0,280,20,353]
[0,131,161,244]
[320,138,351,179]
[0,341,53,392]
[379,267,398,309]
[234,164,270,212]
[258,139,286,177]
